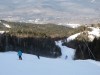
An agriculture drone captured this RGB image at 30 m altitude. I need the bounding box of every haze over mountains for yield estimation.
[0,0,100,24]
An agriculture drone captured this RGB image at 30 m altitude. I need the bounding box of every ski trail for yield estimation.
[55,41,75,60]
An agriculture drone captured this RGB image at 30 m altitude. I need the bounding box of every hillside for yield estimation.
[0,20,74,38]
[0,20,100,60]
[63,24,100,60]
[0,41,100,75]
[0,20,94,38]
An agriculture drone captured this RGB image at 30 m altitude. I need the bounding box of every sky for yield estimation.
[0,0,100,24]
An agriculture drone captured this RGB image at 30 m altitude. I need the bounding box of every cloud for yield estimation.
[0,0,100,24]
[91,0,95,2]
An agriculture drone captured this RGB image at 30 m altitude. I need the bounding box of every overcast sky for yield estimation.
[0,0,100,24]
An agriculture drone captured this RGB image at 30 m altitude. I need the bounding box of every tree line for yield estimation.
[0,33,61,58]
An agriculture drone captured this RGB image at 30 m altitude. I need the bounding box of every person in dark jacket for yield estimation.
[37,52,40,59]
[36,49,40,59]
[65,55,68,59]
[18,50,22,60]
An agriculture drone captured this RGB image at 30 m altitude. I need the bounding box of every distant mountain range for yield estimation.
[0,0,100,24]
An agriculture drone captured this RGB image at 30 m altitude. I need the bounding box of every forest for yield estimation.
[0,20,100,59]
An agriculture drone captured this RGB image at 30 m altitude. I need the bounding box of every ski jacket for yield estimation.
[18,50,22,56]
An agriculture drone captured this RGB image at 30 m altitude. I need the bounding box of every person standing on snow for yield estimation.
[65,55,68,59]
[36,49,40,59]
[18,50,22,60]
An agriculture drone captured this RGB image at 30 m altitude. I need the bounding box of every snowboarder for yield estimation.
[18,50,22,60]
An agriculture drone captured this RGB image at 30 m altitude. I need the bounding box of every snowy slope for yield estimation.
[67,27,100,42]
[55,41,75,60]
[0,41,100,75]
[0,52,100,75]
[88,27,100,36]
[67,33,81,42]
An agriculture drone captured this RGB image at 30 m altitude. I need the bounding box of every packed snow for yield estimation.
[0,41,100,75]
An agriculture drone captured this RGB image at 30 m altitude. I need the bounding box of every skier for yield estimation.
[35,49,40,59]
[65,55,68,59]
[37,52,40,59]
[18,50,22,60]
